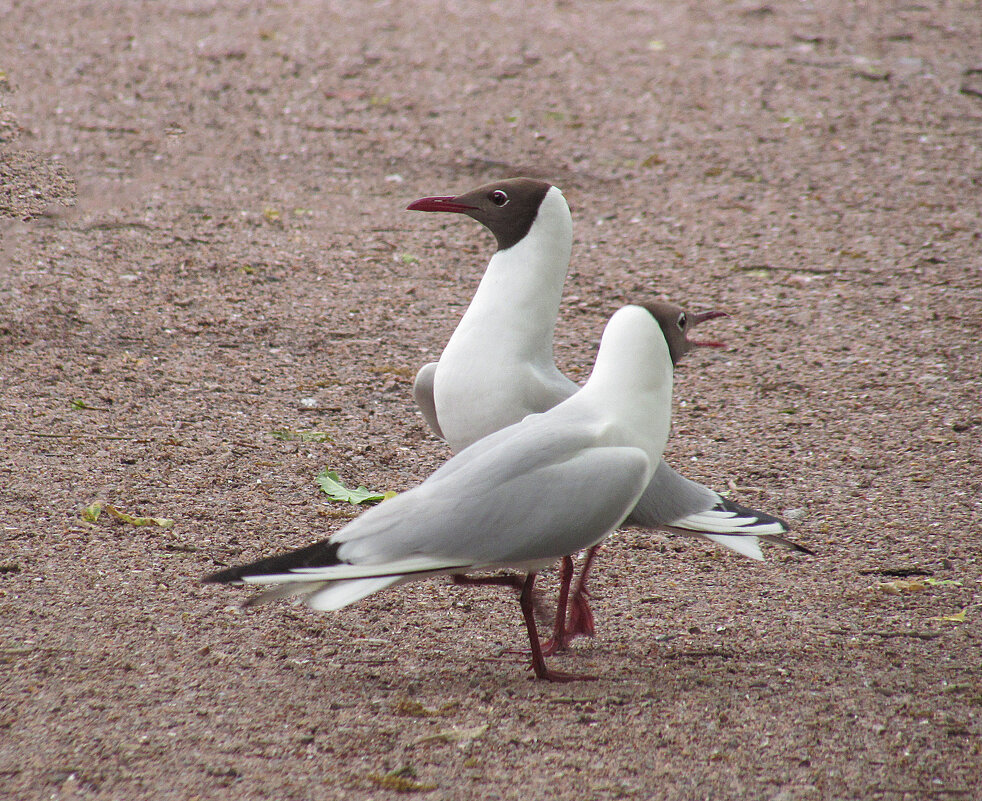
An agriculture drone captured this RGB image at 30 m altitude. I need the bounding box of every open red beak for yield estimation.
[690,309,729,348]
[406,195,477,214]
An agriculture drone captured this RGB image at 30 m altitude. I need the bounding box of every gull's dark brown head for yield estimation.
[640,301,729,365]
[406,177,554,251]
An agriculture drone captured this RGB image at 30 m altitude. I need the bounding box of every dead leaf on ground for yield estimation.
[930,609,967,623]
[105,505,175,529]
[413,723,489,747]
[875,579,928,594]
[367,769,437,793]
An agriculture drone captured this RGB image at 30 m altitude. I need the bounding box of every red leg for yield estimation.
[541,555,574,655]
[452,573,549,620]
[519,573,596,683]
[568,546,599,639]
[452,573,526,592]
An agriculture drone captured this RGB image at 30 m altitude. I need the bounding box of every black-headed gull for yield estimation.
[407,178,810,651]
[206,304,680,682]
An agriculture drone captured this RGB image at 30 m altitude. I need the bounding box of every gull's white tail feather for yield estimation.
[306,576,407,611]
[700,533,765,561]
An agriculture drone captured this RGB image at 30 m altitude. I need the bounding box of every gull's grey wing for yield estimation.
[333,419,652,569]
[208,422,651,611]
[413,361,444,439]
[627,460,808,558]
[205,410,652,608]
[628,460,731,527]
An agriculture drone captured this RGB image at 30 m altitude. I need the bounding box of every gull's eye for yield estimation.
[676,312,687,330]
[490,189,509,206]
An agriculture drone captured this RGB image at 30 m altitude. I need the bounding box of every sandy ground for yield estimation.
[1,1,980,799]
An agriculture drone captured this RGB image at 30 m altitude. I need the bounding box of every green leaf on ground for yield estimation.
[81,501,103,522]
[316,469,395,505]
[105,505,174,529]
[70,398,108,411]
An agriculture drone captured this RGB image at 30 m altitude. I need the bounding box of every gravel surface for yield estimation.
[1,2,980,799]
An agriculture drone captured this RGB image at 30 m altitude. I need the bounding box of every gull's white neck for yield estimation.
[577,305,674,466]
[445,186,573,365]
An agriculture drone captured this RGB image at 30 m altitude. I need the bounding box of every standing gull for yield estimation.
[205,304,678,682]
[407,178,810,650]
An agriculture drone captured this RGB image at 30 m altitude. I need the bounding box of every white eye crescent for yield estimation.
[490,189,509,206]
[676,312,687,330]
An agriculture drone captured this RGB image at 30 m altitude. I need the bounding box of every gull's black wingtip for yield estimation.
[202,564,245,584]
[717,497,790,532]
[200,539,344,585]
[763,535,816,557]
[717,497,815,556]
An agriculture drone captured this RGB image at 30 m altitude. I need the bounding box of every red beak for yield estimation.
[690,309,729,348]
[406,195,477,214]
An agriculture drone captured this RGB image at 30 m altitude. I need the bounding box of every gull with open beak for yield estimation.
[407,178,810,651]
